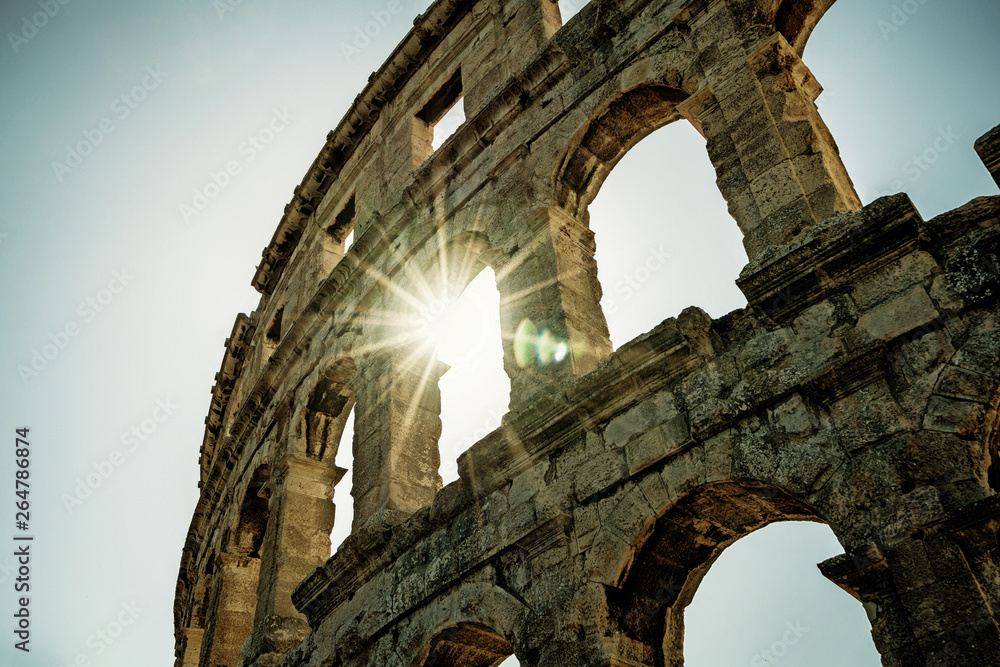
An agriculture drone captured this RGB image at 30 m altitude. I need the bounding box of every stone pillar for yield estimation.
[495,207,613,409]
[682,21,861,259]
[351,345,447,528]
[822,530,1000,666]
[975,124,1000,188]
[946,496,1000,649]
[179,627,204,667]
[199,554,261,667]
[519,583,658,667]
[820,544,923,666]
[241,457,346,666]
[887,529,1000,663]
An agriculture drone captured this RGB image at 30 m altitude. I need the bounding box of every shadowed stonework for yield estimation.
[173,0,1000,665]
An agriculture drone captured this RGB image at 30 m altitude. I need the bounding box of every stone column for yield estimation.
[820,544,923,666]
[199,554,261,667]
[241,456,346,666]
[886,529,1000,663]
[516,583,658,667]
[946,496,1000,653]
[682,17,861,259]
[351,345,447,528]
[822,530,1000,665]
[495,207,613,409]
[178,627,204,667]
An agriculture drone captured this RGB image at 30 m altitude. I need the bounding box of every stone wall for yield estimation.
[174,0,1000,665]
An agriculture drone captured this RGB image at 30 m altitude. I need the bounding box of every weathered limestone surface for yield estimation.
[977,126,1000,189]
[174,0,1000,665]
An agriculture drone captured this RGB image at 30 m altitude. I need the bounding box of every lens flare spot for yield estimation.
[514,318,571,368]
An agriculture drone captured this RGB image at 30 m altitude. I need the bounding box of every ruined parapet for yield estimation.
[174,1,1000,666]
[977,124,1000,188]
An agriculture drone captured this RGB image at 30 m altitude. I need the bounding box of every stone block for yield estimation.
[975,124,1000,188]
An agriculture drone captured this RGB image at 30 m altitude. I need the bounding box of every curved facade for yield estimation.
[174,0,1000,665]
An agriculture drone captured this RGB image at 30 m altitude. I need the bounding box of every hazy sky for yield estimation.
[0,0,997,665]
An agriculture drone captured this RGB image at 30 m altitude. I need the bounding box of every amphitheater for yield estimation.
[173,0,1000,664]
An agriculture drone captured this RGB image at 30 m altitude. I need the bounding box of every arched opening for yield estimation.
[803,0,1000,215]
[263,305,284,359]
[413,621,516,667]
[772,0,836,54]
[605,481,879,666]
[588,121,747,347]
[557,84,747,349]
[330,405,355,556]
[422,266,509,485]
[232,464,271,558]
[299,360,357,556]
[684,522,882,666]
[393,230,509,486]
[198,469,271,667]
[177,576,213,666]
[324,193,356,266]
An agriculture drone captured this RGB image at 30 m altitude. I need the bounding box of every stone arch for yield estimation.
[233,370,354,665]
[230,464,271,558]
[190,572,213,631]
[416,230,494,307]
[413,622,514,667]
[296,358,358,555]
[553,84,689,222]
[396,582,526,667]
[197,467,271,667]
[402,229,512,483]
[300,357,357,464]
[601,480,832,666]
[345,229,501,528]
[766,0,839,54]
[176,574,214,667]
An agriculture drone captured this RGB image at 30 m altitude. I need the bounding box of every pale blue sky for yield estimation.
[0,0,997,665]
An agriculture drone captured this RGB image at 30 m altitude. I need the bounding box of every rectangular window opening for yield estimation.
[416,68,465,154]
[326,194,356,247]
